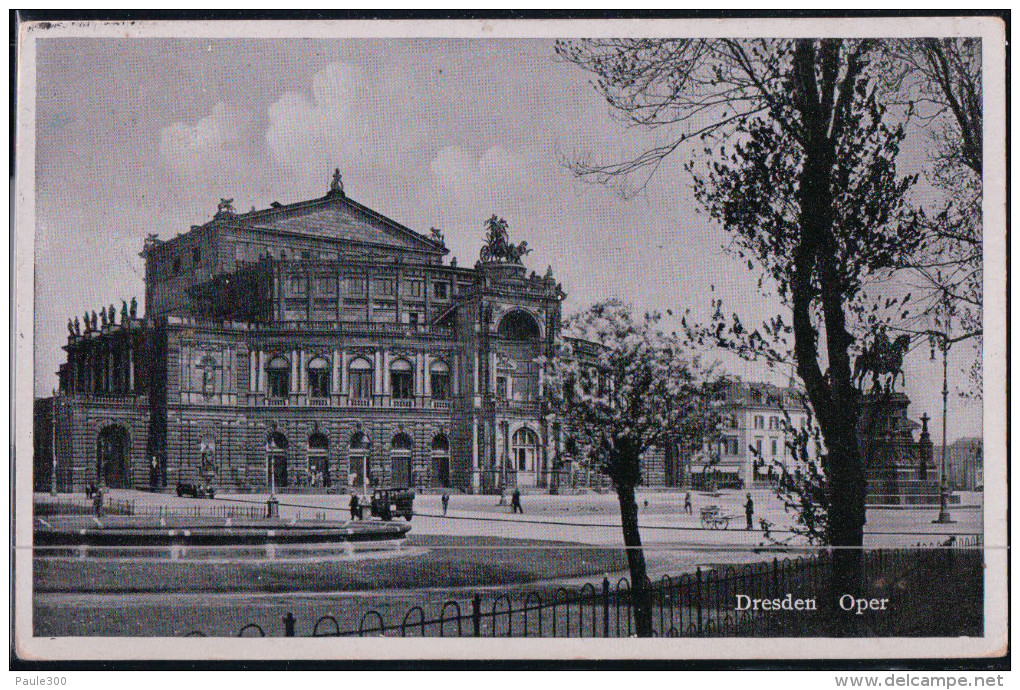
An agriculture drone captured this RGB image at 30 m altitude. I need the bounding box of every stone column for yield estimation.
[249,350,256,392]
[382,349,391,396]
[127,340,135,393]
[331,348,340,397]
[423,353,432,398]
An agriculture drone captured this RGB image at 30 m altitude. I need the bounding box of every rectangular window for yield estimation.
[267,371,289,399]
[434,282,448,299]
[754,437,763,455]
[724,437,739,456]
[407,312,419,327]
[317,277,336,295]
[431,373,450,400]
[391,371,414,399]
[344,277,366,296]
[771,438,778,456]
[309,369,330,398]
[513,375,534,401]
[409,280,423,298]
[496,377,507,400]
[754,415,764,429]
[350,371,373,399]
[375,279,395,296]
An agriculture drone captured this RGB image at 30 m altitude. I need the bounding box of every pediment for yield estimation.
[229,194,444,254]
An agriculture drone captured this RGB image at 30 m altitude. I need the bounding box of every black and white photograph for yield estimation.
[12,15,1007,664]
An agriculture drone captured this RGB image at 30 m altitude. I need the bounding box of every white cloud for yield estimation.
[264,62,361,183]
[159,101,256,170]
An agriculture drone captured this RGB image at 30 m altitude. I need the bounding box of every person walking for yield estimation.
[349,493,360,521]
[744,493,755,531]
[684,491,693,515]
[92,486,104,519]
[511,487,523,514]
[441,491,450,516]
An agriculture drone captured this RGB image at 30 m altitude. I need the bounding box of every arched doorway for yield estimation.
[512,427,539,486]
[96,424,130,488]
[431,433,450,487]
[349,431,370,488]
[391,433,413,488]
[266,430,288,490]
[308,432,330,488]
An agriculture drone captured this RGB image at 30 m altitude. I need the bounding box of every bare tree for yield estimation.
[882,38,983,395]
[556,39,924,613]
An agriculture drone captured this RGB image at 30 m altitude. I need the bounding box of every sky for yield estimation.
[31,36,982,443]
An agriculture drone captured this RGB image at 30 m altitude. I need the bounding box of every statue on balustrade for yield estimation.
[108,304,116,326]
[74,316,81,335]
[129,297,138,318]
[99,308,107,328]
[121,301,128,323]
[67,319,75,337]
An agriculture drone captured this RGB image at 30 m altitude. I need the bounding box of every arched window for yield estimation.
[390,359,414,400]
[392,433,413,451]
[430,360,450,401]
[498,311,540,341]
[307,356,330,398]
[349,358,373,400]
[267,357,290,399]
[512,427,539,473]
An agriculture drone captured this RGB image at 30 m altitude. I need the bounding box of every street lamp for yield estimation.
[931,320,955,525]
[50,389,58,496]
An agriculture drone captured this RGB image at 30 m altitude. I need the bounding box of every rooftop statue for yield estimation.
[99,308,108,328]
[108,304,117,326]
[329,168,344,195]
[121,301,129,323]
[74,316,81,335]
[67,319,75,337]
[213,198,236,220]
[430,227,445,246]
[130,297,138,318]
[90,311,98,331]
[480,215,530,264]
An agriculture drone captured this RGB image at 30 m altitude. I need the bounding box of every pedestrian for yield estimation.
[511,487,523,514]
[684,491,693,515]
[349,493,360,521]
[441,490,450,516]
[744,492,754,531]
[93,486,104,519]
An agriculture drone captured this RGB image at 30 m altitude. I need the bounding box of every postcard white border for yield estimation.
[13,15,1008,662]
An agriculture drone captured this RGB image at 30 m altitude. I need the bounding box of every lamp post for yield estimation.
[50,390,58,496]
[931,317,955,525]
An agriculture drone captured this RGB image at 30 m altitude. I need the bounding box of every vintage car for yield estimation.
[176,482,216,499]
[370,487,415,521]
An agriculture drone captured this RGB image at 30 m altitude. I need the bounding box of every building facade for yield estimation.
[698,381,811,488]
[42,172,575,495]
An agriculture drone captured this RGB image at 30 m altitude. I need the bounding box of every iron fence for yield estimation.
[34,497,136,516]
[185,536,982,638]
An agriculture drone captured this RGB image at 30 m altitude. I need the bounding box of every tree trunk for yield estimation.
[790,39,868,632]
[616,481,653,636]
